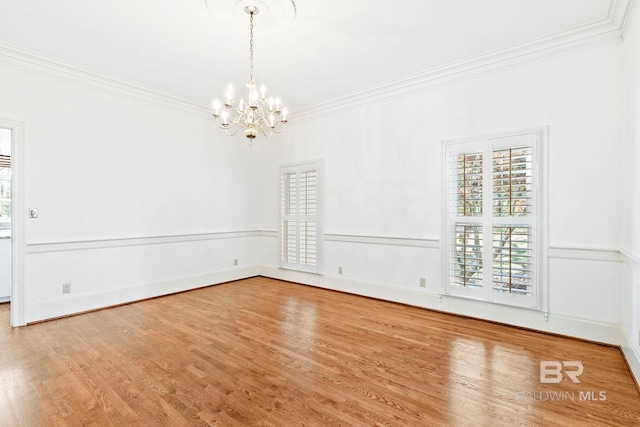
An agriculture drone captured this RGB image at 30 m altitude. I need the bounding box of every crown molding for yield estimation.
[291,0,635,121]
[0,42,210,118]
[0,0,634,121]
[621,0,638,38]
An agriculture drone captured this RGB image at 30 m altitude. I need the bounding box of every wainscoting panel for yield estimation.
[24,232,261,323]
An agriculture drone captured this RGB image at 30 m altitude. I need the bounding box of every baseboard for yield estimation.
[20,264,638,387]
[25,266,259,324]
[259,265,622,346]
[24,265,619,343]
[621,327,640,391]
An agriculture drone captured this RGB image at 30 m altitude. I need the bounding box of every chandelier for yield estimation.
[212,6,288,140]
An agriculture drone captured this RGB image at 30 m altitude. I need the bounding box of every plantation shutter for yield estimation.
[450,223,483,289]
[299,170,318,266]
[280,161,322,273]
[448,150,485,291]
[492,225,533,295]
[0,154,9,228]
[445,131,539,308]
[491,146,534,297]
[281,172,297,264]
[0,154,9,169]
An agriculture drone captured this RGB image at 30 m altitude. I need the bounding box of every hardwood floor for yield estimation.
[0,277,638,426]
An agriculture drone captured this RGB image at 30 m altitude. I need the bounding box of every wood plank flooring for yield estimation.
[0,276,639,426]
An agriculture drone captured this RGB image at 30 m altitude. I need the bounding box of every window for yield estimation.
[280,160,323,273]
[444,130,542,308]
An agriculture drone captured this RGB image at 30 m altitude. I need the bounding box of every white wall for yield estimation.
[261,41,625,343]
[0,18,634,383]
[0,62,263,323]
[622,2,640,384]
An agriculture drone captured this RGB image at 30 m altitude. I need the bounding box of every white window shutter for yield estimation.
[280,161,322,273]
[445,131,540,308]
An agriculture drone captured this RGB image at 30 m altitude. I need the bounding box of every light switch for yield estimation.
[29,207,38,218]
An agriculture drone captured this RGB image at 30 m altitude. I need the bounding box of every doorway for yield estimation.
[0,128,10,304]
[0,120,24,327]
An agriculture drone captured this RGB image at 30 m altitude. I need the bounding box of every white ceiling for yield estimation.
[0,0,627,112]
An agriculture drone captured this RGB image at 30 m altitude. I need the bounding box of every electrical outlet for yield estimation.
[338,266,343,275]
[62,283,71,294]
[419,278,426,288]
[234,258,238,266]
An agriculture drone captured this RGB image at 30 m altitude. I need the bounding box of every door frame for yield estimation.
[0,119,25,327]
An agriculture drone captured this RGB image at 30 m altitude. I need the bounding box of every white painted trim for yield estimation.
[620,0,638,39]
[0,1,634,123]
[16,258,636,384]
[325,233,439,249]
[259,230,278,238]
[291,1,633,121]
[621,249,640,268]
[0,42,207,117]
[548,246,622,262]
[264,229,440,249]
[259,265,622,346]
[26,230,262,254]
[540,127,550,313]
[25,266,259,324]
[266,230,623,263]
[621,326,640,389]
[620,250,640,387]
[0,119,25,327]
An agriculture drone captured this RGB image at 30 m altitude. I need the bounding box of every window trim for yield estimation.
[278,159,324,275]
[442,127,547,310]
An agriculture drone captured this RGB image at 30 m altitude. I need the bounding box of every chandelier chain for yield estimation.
[249,10,254,85]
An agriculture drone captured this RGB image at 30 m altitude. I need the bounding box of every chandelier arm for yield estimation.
[254,112,287,132]
[216,122,234,132]
[270,124,286,134]
[214,109,245,129]
[266,117,286,131]
[229,112,245,125]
